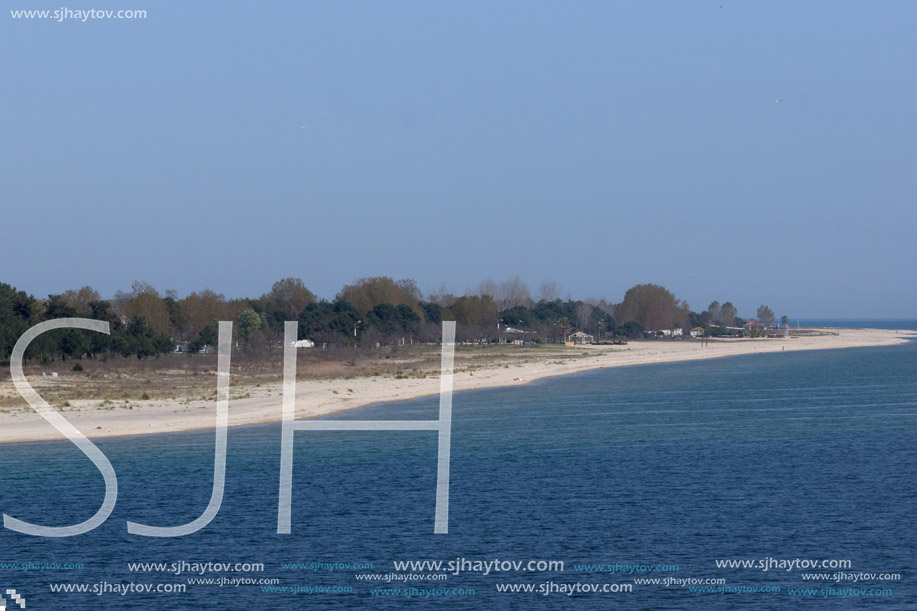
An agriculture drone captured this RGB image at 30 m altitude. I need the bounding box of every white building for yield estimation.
[567,331,594,344]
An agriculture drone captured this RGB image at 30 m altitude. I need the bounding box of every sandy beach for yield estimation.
[1,328,913,445]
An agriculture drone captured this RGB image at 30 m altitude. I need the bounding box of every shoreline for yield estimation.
[1,328,914,445]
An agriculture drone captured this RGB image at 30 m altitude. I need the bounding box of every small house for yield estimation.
[567,331,594,344]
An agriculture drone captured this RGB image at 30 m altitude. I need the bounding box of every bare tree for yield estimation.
[497,276,532,310]
[575,302,594,331]
[416,321,441,343]
[475,278,499,300]
[589,298,615,317]
[359,326,383,349]
[538,280,560,303]
[396,278,423,302]
[426,284,456,307]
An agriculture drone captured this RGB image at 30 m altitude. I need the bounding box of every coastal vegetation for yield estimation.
[0,278,783,365]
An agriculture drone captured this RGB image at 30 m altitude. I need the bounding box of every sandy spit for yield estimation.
[0,328,913,445]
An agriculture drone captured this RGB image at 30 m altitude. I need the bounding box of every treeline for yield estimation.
[0,277,783,363]
[0,284,173,364]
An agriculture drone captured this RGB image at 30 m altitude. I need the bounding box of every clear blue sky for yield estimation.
[2,1,915,318]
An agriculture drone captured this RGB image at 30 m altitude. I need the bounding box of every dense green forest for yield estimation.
[0,277,771,364]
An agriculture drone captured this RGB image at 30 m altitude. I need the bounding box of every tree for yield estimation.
[719,302,737,327]
[396,278,423,301]
[537,280,560,303]
[475,279,499,300]
[237,308,265,341]
[425,284,457,307]
[59,328,91,360]
[338,277,423,320]
[781,315,789,327]
[500,305,534,327]
[756,305,775,328]
[174,289,227,341]
[422,302,444,324]
[575,302,594,332]
[1,285,38,334]
[497,276,532,310]
[295,300,361,345]
[594,316,612,340]
[397,303,421,328]
[705,301,721,324]
[115,282,172,338]
[44,294,77,318]
[359,325,383,349]
[114,316,173,359]
[675,299,691,331]
[85,300,120,357]
[616,284,686,331]
[619,320,645,339]
[450,295,498,329]
[264,277,315,320]
[189,323,218,353]
[556,316,572,342]
[62,286,101,315]
[532,299,573,322]
[367,303,401,336]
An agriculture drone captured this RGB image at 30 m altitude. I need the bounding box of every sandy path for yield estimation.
[0,328,913,444]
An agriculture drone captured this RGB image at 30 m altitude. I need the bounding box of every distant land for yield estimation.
[3,277,800,364]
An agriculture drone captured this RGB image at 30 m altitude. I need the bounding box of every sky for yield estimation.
[1,1,915,318]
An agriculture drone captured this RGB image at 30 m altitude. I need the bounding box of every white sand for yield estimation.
[1,328,913,444]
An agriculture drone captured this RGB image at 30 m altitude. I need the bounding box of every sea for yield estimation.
[0,320,915,609]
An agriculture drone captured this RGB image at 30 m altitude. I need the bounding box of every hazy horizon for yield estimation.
[4,277,916,322]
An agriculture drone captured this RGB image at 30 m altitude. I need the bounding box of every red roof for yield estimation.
[744,320,761,326]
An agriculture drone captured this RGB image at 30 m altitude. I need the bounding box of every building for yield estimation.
[743,320,763,331]
[690,327,705,337]
[500,326,535,344]
[567,331,594,344]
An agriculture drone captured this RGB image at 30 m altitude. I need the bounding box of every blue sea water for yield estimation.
[1,322,915,609]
